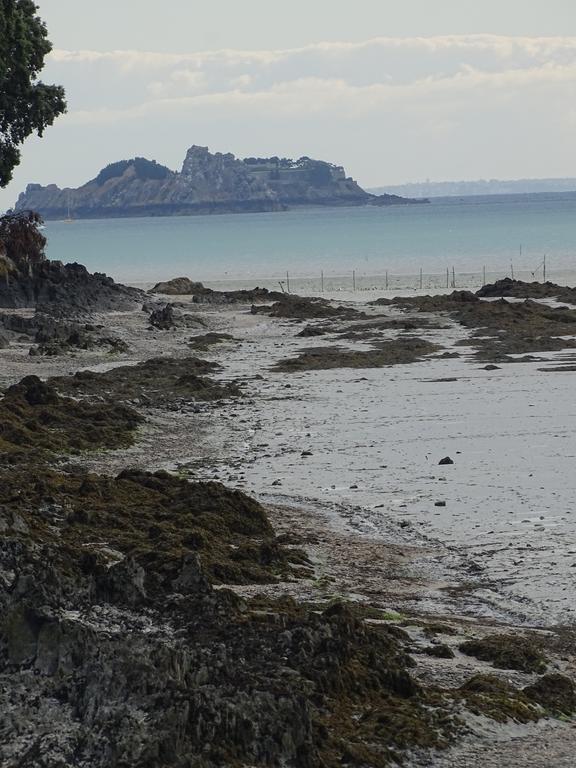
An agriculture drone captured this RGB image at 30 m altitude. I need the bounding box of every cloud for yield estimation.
[57,64,576,128]
[44,34,576,121]
[48,34,576,66]
[3,31,575,212]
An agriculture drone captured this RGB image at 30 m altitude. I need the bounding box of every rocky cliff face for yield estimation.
[15,149,283,219]
[15,146,426,219]
[177,146,281,206]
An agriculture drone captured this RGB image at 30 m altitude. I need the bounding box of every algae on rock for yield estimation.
[0,375,142,461]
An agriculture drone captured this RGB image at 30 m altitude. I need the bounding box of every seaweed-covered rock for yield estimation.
[52,356,241,406]
[297,325,329,337]
[457,671,576,724]
[459,634,548,673]
[0,467,308,589]
[252,296,362,320]
[457,674,540,724]
[274,338,440,372]
[392,292,576,361]
[0,375,142,461]
[188,331,235,351]
[149,276,209,295]
[0,465,453,768]
[148,280,286,305]
[524,674,576,715]
[423,644,455,659]
[477,278,576,304]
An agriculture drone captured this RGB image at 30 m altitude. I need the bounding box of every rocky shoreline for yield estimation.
[1,267,576,767]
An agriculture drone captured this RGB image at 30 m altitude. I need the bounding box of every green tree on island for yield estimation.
[0,0,66,188]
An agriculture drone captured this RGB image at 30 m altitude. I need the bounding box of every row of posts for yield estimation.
[281,267,456,293]
[281,258,546,294]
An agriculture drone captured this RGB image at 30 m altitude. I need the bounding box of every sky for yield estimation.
[3,0,576,209]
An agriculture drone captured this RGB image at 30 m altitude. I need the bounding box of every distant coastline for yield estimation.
[370,177,576,199]
[431,190,576,205]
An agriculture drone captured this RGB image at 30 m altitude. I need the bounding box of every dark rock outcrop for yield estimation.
[0,309,128,355]
[477,277,576,304]
[149,278,287,305]
[149,277,208,295]
[148,303,207,330]
[15,145,427,219]
[0,210,143,311]
[0,258,143,310]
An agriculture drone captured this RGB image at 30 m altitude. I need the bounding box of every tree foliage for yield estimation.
[0,0,66,187]
[95,158,172,186]
[0,209,46,266]
[242,156,337,177]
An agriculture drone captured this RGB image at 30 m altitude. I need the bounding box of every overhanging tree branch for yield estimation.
[0,0,66,187]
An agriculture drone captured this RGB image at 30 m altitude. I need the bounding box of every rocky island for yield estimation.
[14,145,428,219]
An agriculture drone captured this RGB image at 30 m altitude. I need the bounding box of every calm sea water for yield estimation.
[43,193,576,288]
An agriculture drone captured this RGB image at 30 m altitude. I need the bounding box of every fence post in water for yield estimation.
[353,270,356,291]
[321,270,324,293]
[510,263,515,280]
[543,255,547,283]
[385,270,389,290]
[452,267,456,289]
[286,271,290,293]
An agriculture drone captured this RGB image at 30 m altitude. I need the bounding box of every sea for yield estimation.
[43,192,576,293]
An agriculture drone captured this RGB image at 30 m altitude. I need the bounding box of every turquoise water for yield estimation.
[43,193,576,286]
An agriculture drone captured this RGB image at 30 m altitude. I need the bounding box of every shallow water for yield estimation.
[43,193,576,287]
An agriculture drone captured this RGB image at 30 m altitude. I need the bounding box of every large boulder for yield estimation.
[149,277,208,295]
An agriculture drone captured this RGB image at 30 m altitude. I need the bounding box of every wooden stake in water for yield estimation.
[321,270,324,293]
[286,271,290,293]
[446,268,449,289]
[385,270,389,289]
[543,254,547,283]
[452,267,456,289]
